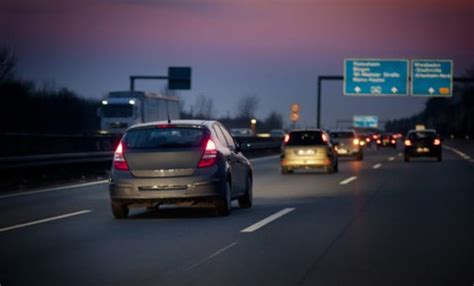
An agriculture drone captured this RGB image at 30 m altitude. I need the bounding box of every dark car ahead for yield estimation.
[329,130,364,160]
[404,129,442,162]
[109,120,253,218]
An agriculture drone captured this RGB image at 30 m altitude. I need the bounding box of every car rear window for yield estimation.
[123,127,206,149]
[287,131,326,146]
[408,131,436,140]
[330,132,354,139]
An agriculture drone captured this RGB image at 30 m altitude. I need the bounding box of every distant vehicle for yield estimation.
[329,130,364,160]
[280,130,338,174]
[230,128,253,137]
[377,133,397,149]
[99,91,180,133]
[404,129,442,162]
[270,129,286,138]
[109,120,253,218]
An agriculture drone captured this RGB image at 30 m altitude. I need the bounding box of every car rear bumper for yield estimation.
[405,147,441,157]
[281,158,332,169]
[109,174,224,204]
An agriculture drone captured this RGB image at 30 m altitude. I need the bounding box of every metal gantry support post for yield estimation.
[317,75,343,129]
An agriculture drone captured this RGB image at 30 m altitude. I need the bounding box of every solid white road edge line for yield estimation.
[373,163,382,169]
[0,180,109,200]
[241,208,295,233]
[443,145,471,160]
[249,154,281,163]
[339,176,357,185]
[185,241,238,271]
[0,210,92,233]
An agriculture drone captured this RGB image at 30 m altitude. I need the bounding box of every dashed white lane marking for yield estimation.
[0,210,92,233]
[0,180,108,200]
[388,157,395,161]
[398,153,403,157]
[443,145,471,160]
[339,176,358,185]
[373,163,382,169]
[185,241,238,271]
[241,208,295,233]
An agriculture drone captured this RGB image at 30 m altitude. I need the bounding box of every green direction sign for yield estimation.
[353,115,378,128]
[411,60,452,97]
[344,59,409,96]
[168,67,192,90]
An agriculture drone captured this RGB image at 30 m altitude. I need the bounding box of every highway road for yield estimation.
[1,142,473,286]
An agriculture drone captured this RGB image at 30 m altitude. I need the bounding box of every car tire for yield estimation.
[437,154,442,162]
[325,165,335,174]
[111,200,129,219]
[216,181,232,216]
[334,161,339,173]
[356,152,363,161]
[238,175,253,209]
[281,167,292,175]
[404,155,410,162]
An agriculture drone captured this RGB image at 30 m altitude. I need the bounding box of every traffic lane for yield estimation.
[251,147,399,206]
[443,138,474,158]
[301,146,474,285]
[161,150,398,285]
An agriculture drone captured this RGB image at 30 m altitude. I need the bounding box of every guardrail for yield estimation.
[0,135,283,169]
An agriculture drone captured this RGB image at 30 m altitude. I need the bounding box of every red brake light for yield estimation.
[284,134,290,144]
[113,142,129,171]
[391,139,396,144]
[198,139,217,168]
[322,133,328,143]
[404,139,412,146]
[353,138,360,145]
[156,124,176,128]
[433,139,441,145]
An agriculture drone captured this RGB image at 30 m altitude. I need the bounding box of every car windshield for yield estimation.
[330,132,354,139]
[102,104,133,118]
[287,131,325,146]
[123,127,206,149]
[408,131,436,140]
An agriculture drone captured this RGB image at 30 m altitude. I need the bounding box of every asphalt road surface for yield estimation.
[1,142,473,286]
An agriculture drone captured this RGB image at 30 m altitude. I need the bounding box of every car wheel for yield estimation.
[216,181,231,216]
[111,200,129,219]
[334,161,339,173]
[238,175,253,209]
[356,152,363,161]
[404,155,410,162]
[281,167,292,175]
[325,165,335,174]
[437,154,442,162]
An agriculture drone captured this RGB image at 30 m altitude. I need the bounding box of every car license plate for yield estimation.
[416,147,429,153]
[337,148,348,154]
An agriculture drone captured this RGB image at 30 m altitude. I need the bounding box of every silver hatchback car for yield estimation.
[109,120,253,218]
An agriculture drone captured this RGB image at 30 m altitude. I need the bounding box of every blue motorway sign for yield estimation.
[344,59,409,96]
[411,60,452,96]
[353,115,378,128]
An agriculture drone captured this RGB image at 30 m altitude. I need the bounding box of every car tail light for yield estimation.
[377,139,381,144]
[113,142,129,171]
[353,138,360,145]
[433,138,441,145]
[284,134,290,144]
[198,139,217,168]
[322,133,328,143]
[404,139,412,146]
[391,139,396,144]
[360,141,365,146]
[366,138,371,142]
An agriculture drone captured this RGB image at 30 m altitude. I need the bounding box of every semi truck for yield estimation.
[98,91,180,133]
